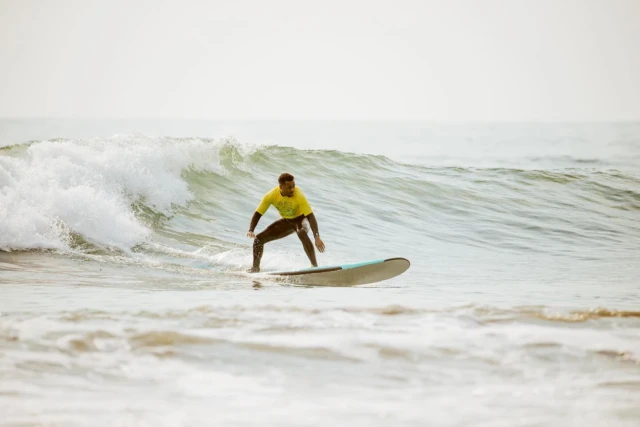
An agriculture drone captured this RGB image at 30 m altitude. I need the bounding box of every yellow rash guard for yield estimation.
[256,186,313,219]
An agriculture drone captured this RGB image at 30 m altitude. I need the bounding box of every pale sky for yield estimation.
[0,0,639,120]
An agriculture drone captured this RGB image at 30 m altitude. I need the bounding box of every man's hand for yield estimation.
[247,231,256,239]
[315,235,325,253]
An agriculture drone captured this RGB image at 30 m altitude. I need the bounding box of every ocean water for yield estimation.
[1,120,639,426]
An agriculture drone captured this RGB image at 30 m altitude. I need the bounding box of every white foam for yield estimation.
[0,135,233,252]
[196,246,309,273]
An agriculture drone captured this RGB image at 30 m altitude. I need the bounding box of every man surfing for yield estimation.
[247,173,325,273]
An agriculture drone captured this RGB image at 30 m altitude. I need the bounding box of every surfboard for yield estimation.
[265,257,410,286]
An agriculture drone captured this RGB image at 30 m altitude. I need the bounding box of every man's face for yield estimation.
[279,179,295,197]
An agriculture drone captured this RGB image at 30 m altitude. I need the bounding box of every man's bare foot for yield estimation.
[247,267,260,273]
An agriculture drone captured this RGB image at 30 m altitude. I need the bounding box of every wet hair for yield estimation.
[278,173,294,184]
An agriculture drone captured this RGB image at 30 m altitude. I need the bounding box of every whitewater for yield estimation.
[1,120,639,426]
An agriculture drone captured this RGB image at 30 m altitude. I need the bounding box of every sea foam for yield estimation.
[0,135,231,252]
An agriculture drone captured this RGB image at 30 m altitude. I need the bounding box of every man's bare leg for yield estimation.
[293,219,317,267]
[250,219,294,272]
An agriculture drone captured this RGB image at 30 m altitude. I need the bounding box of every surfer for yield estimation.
[246,173,326,273]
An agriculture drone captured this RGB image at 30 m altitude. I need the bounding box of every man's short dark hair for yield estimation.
[278,173,294,184]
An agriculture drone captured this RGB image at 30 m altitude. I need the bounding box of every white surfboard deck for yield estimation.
[263,257,410,286]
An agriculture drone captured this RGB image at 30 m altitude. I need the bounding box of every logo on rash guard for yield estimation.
[275,200,296,217]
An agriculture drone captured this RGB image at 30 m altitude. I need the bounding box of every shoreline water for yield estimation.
[1,120,639,426]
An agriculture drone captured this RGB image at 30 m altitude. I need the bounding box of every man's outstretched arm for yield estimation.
[247,212,262,238]
[305,213,325,253]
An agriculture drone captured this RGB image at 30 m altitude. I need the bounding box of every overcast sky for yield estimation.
[1,0,639,120]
